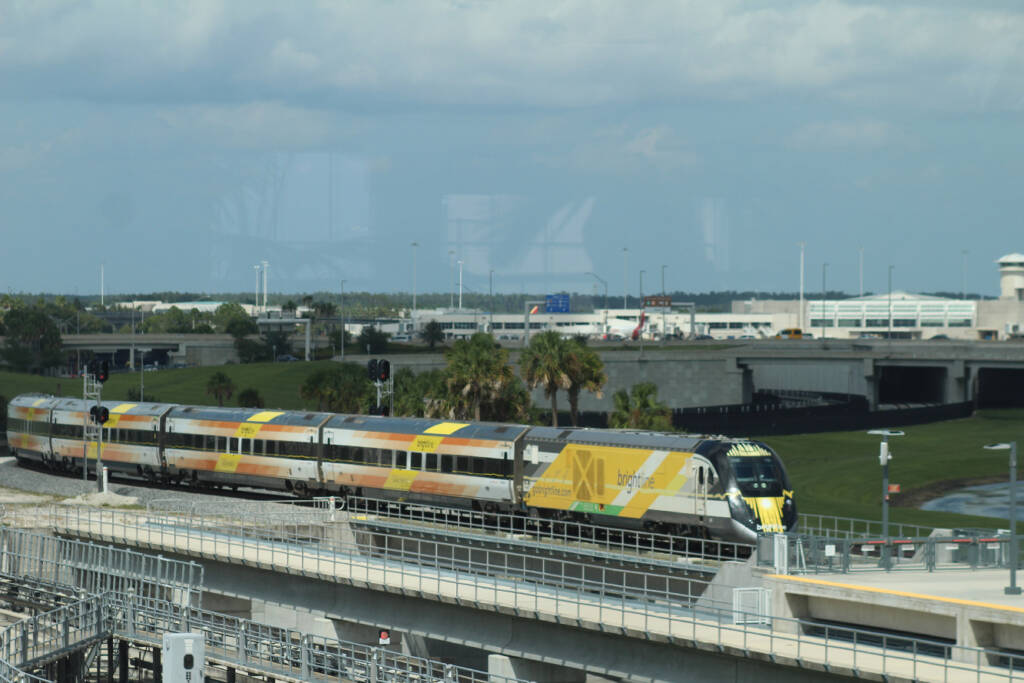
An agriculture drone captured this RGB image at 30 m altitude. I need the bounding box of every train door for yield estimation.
[694,460,708,519]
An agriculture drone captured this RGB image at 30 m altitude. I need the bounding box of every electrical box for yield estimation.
[162,632,204,682]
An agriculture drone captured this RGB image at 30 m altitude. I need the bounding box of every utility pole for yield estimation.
[798,242,805,331]
[458,260,464,310]
[341,280,348,359]
[489,269,494,335]
[622,247,629,309]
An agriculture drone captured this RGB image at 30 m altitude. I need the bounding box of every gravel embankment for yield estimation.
[0,452,270,509]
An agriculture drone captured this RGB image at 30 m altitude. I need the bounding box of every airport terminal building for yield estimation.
[400,253,1024,342]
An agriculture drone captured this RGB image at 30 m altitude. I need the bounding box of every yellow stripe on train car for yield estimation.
[111,404,137,414]
[247,411,285,423]
[411,435,443,452]
[234,423,262,438]
[383,469,417,491]
[424,422,469,435]
[215,453,243,473]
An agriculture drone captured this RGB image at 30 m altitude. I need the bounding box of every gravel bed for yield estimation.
[0,452,285,510]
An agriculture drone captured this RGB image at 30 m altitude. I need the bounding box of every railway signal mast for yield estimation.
[82,359,110,491]
[367,359,393,415]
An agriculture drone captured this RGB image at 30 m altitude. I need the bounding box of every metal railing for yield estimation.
[0,591,529,683]
[797,512,997,541]
[48,504,1024,681]
[760,530,1017,574]
[345,495,754,564]
[0,528,203,607]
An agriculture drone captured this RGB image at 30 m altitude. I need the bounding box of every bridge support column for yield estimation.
[488,654,585,682]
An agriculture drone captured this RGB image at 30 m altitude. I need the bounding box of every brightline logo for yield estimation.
[617,470,655,492]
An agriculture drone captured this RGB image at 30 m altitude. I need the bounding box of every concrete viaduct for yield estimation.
[54,334,1024,412]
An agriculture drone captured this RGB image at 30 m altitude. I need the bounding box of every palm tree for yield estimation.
[299,364,371,413]
[445,333,516,421]
[519,330,571,427]
[565,339,606,426]
[206,371,236,407]
[609,382,672,431]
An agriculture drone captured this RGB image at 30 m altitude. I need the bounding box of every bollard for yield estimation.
[102,466,109,494]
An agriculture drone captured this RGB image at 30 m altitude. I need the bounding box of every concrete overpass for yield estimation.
[39,503,1024,682]
[45,335,1024,412]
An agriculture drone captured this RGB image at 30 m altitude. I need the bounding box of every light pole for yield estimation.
[859,247,864,298]
[798,242,805,331]
[585,272,608,337]
[888,265,894,339]
[449,250,455,308]
[821,262,829,340]
[489,269,494,334]
[869,429,904,569]
[340,280,346,361]
[411,242,419,315]
[639,269,646,352]
[622,247,629,309]
[458,260,464,310]
[261,260,269,312]
[253,264,261,314]
[961,249,968,300]
[984,442,1021,595]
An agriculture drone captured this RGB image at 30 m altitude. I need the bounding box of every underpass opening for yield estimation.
[878,366,946,405]
[976,368,1024,408]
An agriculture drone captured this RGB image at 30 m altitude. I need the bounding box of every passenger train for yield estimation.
[6,394,796,543]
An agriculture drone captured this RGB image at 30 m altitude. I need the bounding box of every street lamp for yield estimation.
[869,429,904,569]
[458,260,464,310]
[622,247,629,309]
[585,272,608,337]
[411,242,419,315]
[821,262,829,340]
[339,280,346,361]
[888,265,894,339]
[984,442,1021,595]
[253,264,261,314]
[448,250,456,309]
[489,269,494,334]
[798,242,805,331]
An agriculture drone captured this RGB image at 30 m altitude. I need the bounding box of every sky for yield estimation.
[1,1,1022,299]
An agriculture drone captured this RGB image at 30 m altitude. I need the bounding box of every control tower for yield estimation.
[997,253,1024,300]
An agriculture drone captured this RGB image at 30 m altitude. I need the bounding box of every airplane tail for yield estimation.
[631,311,646,341]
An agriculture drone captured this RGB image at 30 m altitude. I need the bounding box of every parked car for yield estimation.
[276,354,299,362]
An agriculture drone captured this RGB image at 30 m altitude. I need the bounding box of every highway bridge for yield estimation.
[43,334,1024,413]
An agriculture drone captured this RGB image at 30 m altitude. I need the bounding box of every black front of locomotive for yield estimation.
[704,440,797,544]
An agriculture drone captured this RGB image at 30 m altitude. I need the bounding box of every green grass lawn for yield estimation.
[758,410,1024,531]
[2,367,1020,531]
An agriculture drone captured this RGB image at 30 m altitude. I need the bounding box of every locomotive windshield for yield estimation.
[729,455,785,497]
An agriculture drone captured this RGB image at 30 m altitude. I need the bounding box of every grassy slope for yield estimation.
[2,367,1018,530]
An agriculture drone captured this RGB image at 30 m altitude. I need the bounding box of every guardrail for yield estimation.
[344,495,753,564]
[760,530,1018,574]
[797,512,998,541]
[49,504,1024,681]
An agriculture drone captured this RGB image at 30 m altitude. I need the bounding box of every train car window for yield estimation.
[441,454,453,473]
[217,436,227,452]
[229,437,238,453]
[410,452,422,469]
[395,451,406,469]
[698,467,705,485]
[349,447,362,463]
[241,438,251,455]
[456,456,469,474]
[426,453,437,471]
[472,458,486,474]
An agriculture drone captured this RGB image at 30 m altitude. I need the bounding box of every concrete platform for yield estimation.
[765,568,1024,662]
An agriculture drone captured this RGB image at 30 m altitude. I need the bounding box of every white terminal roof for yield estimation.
[997,253,1024,264]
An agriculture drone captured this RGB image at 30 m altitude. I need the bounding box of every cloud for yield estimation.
[157,102,332,149]
[0,2,1021,111]
[789,120,896,148]
[539,124,697,173]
